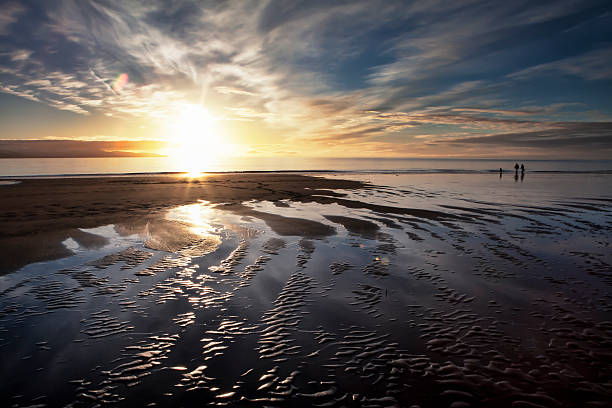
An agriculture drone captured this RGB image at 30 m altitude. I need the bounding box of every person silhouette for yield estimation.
[520,163,525,174]
[499,167,503,178]
[514,163,519,174]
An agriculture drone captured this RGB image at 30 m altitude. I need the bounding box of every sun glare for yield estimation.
[166,201,216,237]
[168,104,229,176]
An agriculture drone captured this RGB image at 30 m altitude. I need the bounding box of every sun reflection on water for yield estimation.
[166,200,217,237]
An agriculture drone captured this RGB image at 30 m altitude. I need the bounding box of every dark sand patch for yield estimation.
[299,195,469,222]
[69,229,109,249]
[323,215,380,239]
[2,231,75,270]
[223,204,336,239]
[1,228,109,272]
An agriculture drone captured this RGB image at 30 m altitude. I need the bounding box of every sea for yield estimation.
[0,157,611,177]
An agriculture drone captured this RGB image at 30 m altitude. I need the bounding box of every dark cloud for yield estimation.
[0,139,170,158]
[0,2,25,35]
[437,122,612,149]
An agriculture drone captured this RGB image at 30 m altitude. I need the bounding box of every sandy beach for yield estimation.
[0,173,611,407]
[0,174,365,273]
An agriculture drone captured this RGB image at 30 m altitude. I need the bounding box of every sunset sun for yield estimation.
[169,104,227,176]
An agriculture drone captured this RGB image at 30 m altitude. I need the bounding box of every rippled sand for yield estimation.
[0,173,611,407]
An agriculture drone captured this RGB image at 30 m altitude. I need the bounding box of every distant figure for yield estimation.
[499,167,503,178]
[514,163,519,173]
[520,163,525,174]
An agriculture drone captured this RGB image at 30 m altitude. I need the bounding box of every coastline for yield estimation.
[1,157,611,179]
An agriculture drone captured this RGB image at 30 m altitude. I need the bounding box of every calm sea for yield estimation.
[0,157,611,177]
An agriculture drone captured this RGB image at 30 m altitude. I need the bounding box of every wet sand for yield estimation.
[0,173,611,407]
[0,174,364,273]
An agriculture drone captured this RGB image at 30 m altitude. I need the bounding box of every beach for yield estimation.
[0,174,365,273]
[1,172,611,407]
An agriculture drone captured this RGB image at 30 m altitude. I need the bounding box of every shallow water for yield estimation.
[1,157,611,177]
[1,174,611,407]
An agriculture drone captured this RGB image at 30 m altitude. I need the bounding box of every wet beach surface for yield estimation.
[1,173,611,407]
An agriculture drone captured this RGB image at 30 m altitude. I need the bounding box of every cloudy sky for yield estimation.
[0,0,611,158]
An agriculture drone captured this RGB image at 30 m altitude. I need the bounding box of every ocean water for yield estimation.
[0,156,611,177]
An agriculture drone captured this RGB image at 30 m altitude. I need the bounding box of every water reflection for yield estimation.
[165,200,217,237]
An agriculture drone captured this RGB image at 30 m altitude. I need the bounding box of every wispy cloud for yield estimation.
[0,2,25,35]
[509,47,612,80]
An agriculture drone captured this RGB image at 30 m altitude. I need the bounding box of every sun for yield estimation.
[168,104,229,176]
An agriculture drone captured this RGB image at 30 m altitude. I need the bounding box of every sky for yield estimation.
[0,0,611,159]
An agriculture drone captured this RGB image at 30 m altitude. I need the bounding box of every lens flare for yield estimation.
[112,73,128,93]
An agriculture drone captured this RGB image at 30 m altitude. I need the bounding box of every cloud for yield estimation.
[451,108,539,116]
[214,86,254,96]
[509,47,612,81]
[10,49,32,62]
[0,139,170,158]
[432,121,612,149]
[0,84,40,102]
[0,2,25,35]
[0,1,610,157]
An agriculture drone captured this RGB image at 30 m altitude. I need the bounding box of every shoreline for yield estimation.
[2,168,612,179]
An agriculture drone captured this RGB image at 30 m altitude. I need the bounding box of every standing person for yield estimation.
[514,163,519,174]
[520,163,525,173]
[499,167,503,178]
